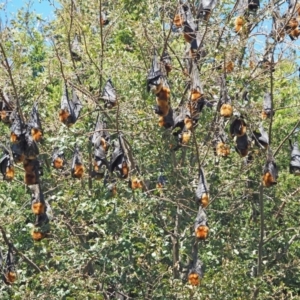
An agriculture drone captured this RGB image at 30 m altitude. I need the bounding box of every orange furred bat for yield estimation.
[154,79,171,117]
[195,168,210,207]
[220,103,233,117]
[262,160,278,187]
[188,273,200,286]
[28,103,43,142]
[2,245,17,285]
[235,16,244,33]
[194,206,209,240]
[71,145,84,179]
[195,225,209,240]
[188,259,203,286]
[216,142,230,157]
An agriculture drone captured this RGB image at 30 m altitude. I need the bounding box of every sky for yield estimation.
[0,0,57,23]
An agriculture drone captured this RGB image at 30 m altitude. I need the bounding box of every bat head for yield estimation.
[184,117,193,130]
[121,161,129,178]
[190,89,202,102]
[5,166,14,181]
[216,142,230,157]
[200,193,209,208]
[262,172,277,187]
[72,163,84,179]
[31,128,43,142]
[181,130,191,145]
[32,202,45,215]
[31,230,46,241]
[220,103,233,117]
[195,225,209,240]
[188,273,200,286]
[53,157,64,169]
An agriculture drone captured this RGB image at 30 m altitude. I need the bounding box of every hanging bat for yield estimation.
[213,120,230,158]
[195,168,209,208]
[252,124,269,150]
[261,92,274,119]
[70,34,81,61]
[100,11,109,26]
[10,111,25,143]
[194,206,209,240]
[189,62,204,102]
[271,10,285,42]
[91,116,110,176]
[71,144,84,179]
[172,106,193,134]
[183,3,197,43]
[23,159,41,185]
[289,139,300,175]
[262,159,278,187]
[248,0,260,10]
[154,77,171,117]
[102,79,117,108]
[197,0,218,20]
[0,150,14,181]
[161,51,172,76]
[11,141,25,164]
[218,75,233,117]
[234,134,250,157]
[147,49,163,94]
[24,128,39,160]
[30,184,45,215]
[190,31,206,61]
[188,259,204,286]
[158,107,175,129]
[91,115,110,150]
[230,117,247,138]
[27,102,42,142]
[2,245,16,285]
[110,138,128,178]
[156,172,167,193]
[34,200,52,227]
[0,89,13,124]
[52,147,66,169]
[59,84,82,127]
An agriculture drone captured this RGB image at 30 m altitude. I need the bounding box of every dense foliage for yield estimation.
[1,0,300,299]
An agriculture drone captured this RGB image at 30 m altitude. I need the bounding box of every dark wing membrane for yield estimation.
[24,130,39,159]
[110,141,123,172]
[28,102,42,130]
[102,79,117,103]
[194,206,208,228]
[71,88,82,121]
[147,50,162,91]
[195,168,209,199]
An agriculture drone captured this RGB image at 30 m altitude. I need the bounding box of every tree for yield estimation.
[1,0,300,299]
